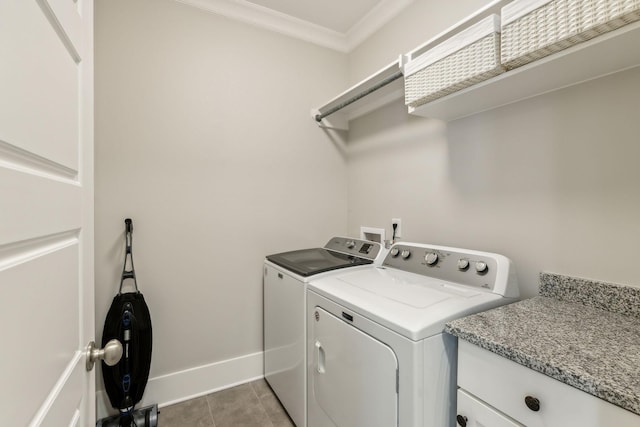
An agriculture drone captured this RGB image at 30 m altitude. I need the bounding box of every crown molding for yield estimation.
[175,0,416,53]
[346,0,416,51]
[175,0,348,52]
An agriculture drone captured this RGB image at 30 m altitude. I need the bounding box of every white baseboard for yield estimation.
[97,351,264,419]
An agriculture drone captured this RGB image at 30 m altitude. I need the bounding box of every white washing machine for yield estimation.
[306,242,519,427]
[264,237,387,427]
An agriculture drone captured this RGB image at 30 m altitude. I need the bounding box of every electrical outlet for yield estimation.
[392,218,402,239]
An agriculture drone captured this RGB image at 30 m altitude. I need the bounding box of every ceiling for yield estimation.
[177,0,416,52]
[245,0,385,33]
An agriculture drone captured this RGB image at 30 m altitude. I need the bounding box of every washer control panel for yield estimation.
[325,237,382,261]
[384,243,501,291]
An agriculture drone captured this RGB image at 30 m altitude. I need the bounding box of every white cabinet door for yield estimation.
[311,307,398,427]
[457,390,524,427]
[0,0,94,425]
[458,341,640,427]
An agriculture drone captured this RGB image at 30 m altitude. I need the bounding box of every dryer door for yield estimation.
[311,307,398,427]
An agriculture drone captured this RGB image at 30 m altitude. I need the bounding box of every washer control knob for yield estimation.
[390,248,400,257]
[457,259,470,270]
[345,240,356,249]
[401,249,411,259]
[475,261,488,273]
[425,252,439,265]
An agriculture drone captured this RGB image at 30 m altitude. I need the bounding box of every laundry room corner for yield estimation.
[7,0,640,424]
[343,0,640,298]
[93,0,349,412]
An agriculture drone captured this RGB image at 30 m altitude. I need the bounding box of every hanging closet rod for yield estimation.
[314,71,404,123]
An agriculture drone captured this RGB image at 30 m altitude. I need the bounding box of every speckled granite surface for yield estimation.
[540,272,640,318]
[445,272,640,415]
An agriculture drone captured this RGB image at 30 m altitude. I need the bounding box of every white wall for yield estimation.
[94,0,348,405]
[346,1,640,297]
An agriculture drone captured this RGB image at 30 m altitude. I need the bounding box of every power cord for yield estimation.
[392,222,398,243]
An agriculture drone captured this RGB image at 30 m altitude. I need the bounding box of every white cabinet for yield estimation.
[457,389,523,427]
[456,341,640,427]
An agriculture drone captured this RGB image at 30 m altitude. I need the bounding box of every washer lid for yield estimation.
[265,237,384,277]
[308,267,510,341]
[266,248,372,277]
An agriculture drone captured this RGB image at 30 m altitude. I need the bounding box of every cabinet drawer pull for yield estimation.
[525,395,540,411]
[456,415,468,427]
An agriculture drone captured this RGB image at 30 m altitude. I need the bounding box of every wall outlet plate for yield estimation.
[392,218,402,239]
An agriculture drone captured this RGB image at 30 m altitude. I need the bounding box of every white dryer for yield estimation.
[306,242,519,427]
[264,237,386,427]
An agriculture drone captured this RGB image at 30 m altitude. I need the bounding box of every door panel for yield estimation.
[0,166,80,246]
[0,240,79,425]
[38,357,84,427]
[0,0,79,169]
[312,307,398,427]
[41,0,84,55]
[0,0,94,425]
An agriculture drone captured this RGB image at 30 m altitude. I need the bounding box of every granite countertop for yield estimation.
[445,272,640,416]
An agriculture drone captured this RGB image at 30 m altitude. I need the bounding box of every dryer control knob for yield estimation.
[425,252,439,265]
[475,261,488,273]
[401,249,411,259]
[345,240,356,249]
[457,259,470,270]
[390,248,400,257]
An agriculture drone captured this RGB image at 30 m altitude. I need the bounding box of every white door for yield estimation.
[0,0,95,425]
[310,307,398,427]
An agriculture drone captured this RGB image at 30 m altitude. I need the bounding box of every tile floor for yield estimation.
[158,379,295,427]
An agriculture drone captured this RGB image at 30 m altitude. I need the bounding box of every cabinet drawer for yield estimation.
[458,341,640,426]
[457,389,523,427]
